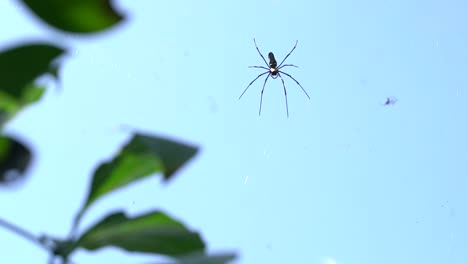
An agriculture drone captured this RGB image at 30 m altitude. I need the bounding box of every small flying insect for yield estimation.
[383,96,397,106]
[239,39,310,117]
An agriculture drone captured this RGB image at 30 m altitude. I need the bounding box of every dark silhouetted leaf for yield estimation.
[0,136,32,185]
[20,0,124,34]
[0,111,8,127]
[47,63,60,83]
[74,133,197,226]
[0,43,64,98]
[75,211,205,257]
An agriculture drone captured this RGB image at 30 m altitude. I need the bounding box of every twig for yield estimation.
[0,217,78,264]
[0,216,48,250]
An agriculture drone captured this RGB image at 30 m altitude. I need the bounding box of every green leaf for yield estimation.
[77,133,197,219]
[0,83,46,127]
[0,136,32,186]
[19,0,124,34]
[0,43,65,98]
[75,211,205,257]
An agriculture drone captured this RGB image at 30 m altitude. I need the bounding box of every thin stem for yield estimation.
[0,216,48,250]
[0,216,79,264]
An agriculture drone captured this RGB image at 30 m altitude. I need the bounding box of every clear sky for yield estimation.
[1,0,468,263]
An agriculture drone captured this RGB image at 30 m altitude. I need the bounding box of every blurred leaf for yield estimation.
[0,83,46,127]
[0,136,32,185]
[75,211,205,257]
[21,82,46,104]
[158,252,237,264]
[47,63,62,92]
[0,111,8,127]
[0,43,64,98]
[47,63,60,83]
[74,133,198,225]
[19,0,124,34]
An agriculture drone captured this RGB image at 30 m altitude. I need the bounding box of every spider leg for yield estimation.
[253,38,269,67]
[249,66,269,70]
[277,73,289,117]
[278,64,299,69]
[259,73,271,116]
[277,40,298,68]
[279,71,310,99]
[239,71,269,99]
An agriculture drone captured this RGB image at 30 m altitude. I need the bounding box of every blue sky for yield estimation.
[1,0,468,263]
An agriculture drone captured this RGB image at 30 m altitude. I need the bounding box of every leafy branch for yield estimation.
[0,1,236,263]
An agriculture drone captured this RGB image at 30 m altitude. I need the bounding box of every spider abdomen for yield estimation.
[268,52,277,68]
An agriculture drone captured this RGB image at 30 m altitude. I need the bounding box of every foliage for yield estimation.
[0,1,235,263]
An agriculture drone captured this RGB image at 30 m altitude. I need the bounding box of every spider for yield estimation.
[239,38,310,117]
